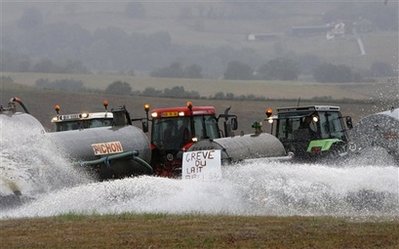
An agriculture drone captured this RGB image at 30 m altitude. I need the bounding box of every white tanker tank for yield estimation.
[1,98,47,205]
[188,132,287,164]
[349,108,399,163]
[0,97,44,133]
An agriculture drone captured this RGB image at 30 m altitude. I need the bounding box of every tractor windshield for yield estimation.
[55,118,113,131]
[276,111,346,142]
[152,115,219,150]
[193,115,220,140]
[276,113,319,142]
[318,111,347,140]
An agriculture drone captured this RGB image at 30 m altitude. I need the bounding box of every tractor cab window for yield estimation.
[89,118,113,128]
[55,118,113,131]
[56,121,80,131]
[152,115,220,151]
[152,117,192,150]
[277,113,319,141]
[319,111,346,140]
[277,118,296,140]
[193,115,219,139]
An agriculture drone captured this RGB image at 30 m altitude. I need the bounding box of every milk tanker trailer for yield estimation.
[0,98,153,182]
[48,102,153,179]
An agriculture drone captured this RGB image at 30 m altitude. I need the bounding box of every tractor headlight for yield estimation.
[80,113,89,119]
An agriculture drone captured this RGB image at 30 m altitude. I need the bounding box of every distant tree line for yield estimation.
[102,81,201,98]
[142,86,201,98]
[14,76,387,103]
[1,53,89,74]
[221,58,395,83]
[104,81,268,100]
[105,81,133,95]
[312,63,362,83]
[5,50,396,83]
[35,78,85,92]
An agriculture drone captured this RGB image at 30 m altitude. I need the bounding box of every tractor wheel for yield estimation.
[326,143,347,160]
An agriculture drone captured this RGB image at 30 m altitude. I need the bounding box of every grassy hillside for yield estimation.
[1,213,398,249]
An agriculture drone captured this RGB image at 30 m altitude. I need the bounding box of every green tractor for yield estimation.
[266,105,353,160]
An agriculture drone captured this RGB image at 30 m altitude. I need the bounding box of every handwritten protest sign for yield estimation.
[182,150,221,180]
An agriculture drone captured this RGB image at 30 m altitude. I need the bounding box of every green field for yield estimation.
[1,214,398,249]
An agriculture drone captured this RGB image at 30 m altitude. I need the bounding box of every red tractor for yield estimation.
[138,102,238,177]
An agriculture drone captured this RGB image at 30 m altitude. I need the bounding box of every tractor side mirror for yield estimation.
[345,116,353,129]
[231,117,238,130]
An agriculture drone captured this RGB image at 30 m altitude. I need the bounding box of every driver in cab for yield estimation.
[294,116,318,141]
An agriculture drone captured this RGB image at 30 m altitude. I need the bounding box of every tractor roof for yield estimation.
[51,112,113,123]
[277,105,340,113]
[151,106,216,118]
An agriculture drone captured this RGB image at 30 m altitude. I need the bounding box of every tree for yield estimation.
[142,87,162,97]
[295,54,322,75]
[150,62,184,78]
[32,59,61,73]
[224,61,253,80]
[313,63,354,83]
[257,58,300,81]
[213,92,225,99]
[163,86,200,98]
[35,78,84,92]
[105,81,132,95]
[163,86,187,98]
